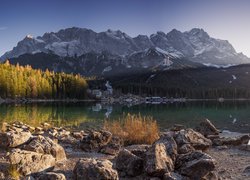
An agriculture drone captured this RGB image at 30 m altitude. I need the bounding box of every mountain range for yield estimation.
[1,27,249,76]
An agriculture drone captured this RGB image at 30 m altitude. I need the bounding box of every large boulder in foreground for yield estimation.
[0,128,31,148]
[175,151,216,179]
[155,134,178,162]
[80,130,112,152]
[174,129,212,151]
[8,149,56,176]
[73,158,118,180]
[144,143,174,177]
[195,119,219,137]
[23,135,66,161]
[115,149,144,177]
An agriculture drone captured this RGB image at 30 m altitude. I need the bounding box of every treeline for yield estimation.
[115,84,250,99]
[0,61,88,99]
[111,66,250,99]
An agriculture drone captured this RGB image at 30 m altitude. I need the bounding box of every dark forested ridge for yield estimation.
[4,54,250,100]
[110,65,250,99]
[0,61,87,99]
[8,51,202,77]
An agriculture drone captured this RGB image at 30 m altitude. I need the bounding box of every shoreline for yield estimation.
[0,120,249,179]
[2,97,250,104]
[0,98,97,104]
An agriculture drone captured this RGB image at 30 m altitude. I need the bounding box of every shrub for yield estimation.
[8,164,20,180]
[104,113,159,145]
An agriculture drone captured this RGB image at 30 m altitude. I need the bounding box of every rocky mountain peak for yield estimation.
[156,31,167,37]
[1,27,249,66]
[25,34,34,39]
[188,28,209,36]
[167,29,183,37]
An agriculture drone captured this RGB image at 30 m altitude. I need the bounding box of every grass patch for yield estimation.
[8,164,20,180]
[104,113,159,145]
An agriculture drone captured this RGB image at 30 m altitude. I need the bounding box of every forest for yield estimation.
[110,65,250,99]
[0,61,88,99]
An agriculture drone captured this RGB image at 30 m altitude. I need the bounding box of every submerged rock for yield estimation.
[115,149,143,177]
[8,149,56,176]
[73,158,118,180]
[175,151,216,179]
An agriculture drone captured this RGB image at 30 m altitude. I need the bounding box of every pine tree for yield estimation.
[0,63,87,99]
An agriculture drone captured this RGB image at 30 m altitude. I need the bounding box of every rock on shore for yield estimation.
[73,158,119,180]
[9,149,56,176]
[0,119,249,179]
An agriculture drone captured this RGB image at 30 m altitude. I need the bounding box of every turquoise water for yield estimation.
[0,101,249,133]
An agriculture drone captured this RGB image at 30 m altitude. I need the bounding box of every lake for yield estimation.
[0,101,249,133]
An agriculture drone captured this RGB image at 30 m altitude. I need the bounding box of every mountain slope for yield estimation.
[9,48,202,76]
[109,64,250,98]
[1,27,249,66]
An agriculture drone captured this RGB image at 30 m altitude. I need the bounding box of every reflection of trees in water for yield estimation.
[0,103,96,127]
[0,101,249,133]
[107,101,250,133]
[0,104,51,126]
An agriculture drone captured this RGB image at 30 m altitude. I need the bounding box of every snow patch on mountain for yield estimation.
[203,63,236,68]
[146,74,156,83]
[102,66,112,73]
[155,47,182,58]
[26,34,33,39]
[34,38,45,43]
[45,40,80,57]
[32,50,42,54]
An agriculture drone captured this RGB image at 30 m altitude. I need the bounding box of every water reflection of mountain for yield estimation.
[0,101,249,133]
[91,103,113,118]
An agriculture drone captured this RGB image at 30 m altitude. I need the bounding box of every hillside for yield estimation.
[0,61,87,99]
[109,64,250,99]
[8,49,203,77]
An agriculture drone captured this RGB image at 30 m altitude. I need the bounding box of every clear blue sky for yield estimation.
[1,0,250,56]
